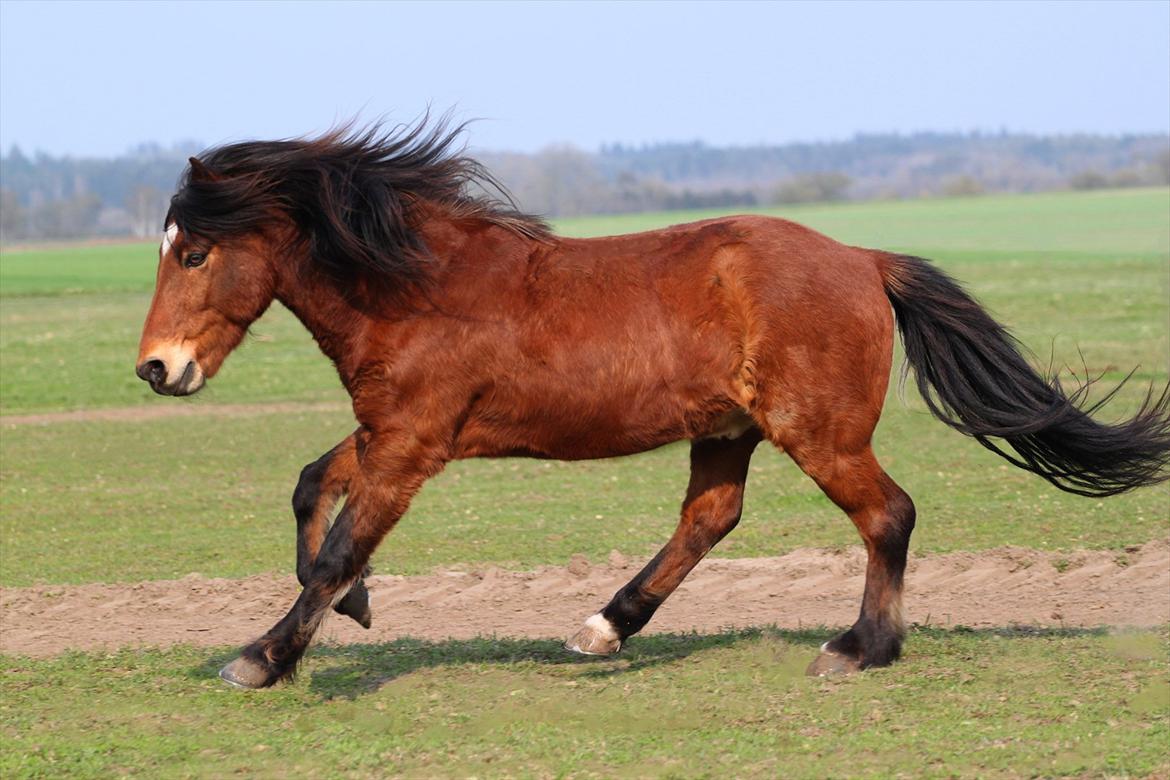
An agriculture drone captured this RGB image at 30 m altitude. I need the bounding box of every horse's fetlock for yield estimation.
[822,616,903,670]
[824,628,863,658]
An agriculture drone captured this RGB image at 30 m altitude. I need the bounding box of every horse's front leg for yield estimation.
[292,430,371,627]
[222,430,447,688]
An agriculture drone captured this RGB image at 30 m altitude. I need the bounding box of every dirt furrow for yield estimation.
[1,400,349,426]
[2,540,1167,657]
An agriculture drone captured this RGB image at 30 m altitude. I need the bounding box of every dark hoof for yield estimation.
[219,656,275,689]
[334,580,372,629]
[805,646,862,677]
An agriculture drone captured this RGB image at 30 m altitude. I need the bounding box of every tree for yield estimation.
[1069,170,1109,190]
[773,172,851,204]
[0,189,27,242]
[29,193,102,239]
[1155,150,1170,185]
[529,146,610,216]
[125,184,166,238]
[942,175,984,197]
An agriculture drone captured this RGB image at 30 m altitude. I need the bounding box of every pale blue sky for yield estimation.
[1,0,1167,157]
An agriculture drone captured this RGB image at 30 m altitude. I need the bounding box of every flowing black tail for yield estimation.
[883,254,1170,497]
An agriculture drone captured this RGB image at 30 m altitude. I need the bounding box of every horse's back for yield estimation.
[555,212,895,387]
[562,213,896,445]
[445,214,894,458]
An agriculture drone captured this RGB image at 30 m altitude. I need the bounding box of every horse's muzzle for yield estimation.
[135,356,205,396]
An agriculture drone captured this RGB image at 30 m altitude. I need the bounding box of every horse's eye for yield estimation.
[185,252,207,268]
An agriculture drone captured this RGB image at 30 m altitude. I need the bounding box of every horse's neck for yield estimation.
[272,209,523,387]
[273,261,369,383]
[270,211,468,385]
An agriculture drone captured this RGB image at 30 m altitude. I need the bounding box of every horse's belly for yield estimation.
[452,378,708,460]
[452,307,743,459]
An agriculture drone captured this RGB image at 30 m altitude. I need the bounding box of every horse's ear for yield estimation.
[188,157,219,182]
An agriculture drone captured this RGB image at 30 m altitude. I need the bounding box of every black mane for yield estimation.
[166,115,549,288]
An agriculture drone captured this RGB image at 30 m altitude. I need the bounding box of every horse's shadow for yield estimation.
[191,627,831,700]
[191,624,1108,701]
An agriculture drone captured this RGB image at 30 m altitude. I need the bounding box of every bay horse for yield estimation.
[135,119,1170,689]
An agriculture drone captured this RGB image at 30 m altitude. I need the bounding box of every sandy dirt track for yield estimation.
[1,401,349,427]
[3,540,1167,657]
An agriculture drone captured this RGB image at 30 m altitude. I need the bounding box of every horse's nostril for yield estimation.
[137,359,167,384]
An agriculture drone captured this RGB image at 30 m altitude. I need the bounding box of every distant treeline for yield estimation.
[1,132,1167,243]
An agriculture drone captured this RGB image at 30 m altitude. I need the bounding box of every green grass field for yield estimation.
[2,188,1168,778]
[2,629,1166,779]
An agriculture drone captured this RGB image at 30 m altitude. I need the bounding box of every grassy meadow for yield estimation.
[1,188,1167,584]
[2,629,1166,779]
[1,188,1168,777]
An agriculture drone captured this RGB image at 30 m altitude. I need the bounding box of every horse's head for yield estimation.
[136,159,279,396]
[136,123,550,396]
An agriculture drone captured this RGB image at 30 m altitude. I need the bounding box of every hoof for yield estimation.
[805,648,862,678]
[334,580,372,629]
[564,614,622,656]
[219,656,274,689]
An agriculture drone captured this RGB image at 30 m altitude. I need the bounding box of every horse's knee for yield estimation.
[292,458,328,522]
[683,486,745,552]
[309,507,368,587]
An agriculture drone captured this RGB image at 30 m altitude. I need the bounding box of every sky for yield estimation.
[1,0,1168,158]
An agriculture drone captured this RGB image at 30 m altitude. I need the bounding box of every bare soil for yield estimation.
[2,541,1167,657]
[1,401,349,427]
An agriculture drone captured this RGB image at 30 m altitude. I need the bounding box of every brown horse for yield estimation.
[136,119,1170,689]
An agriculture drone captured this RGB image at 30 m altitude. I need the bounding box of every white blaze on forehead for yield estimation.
[161,223,179,257]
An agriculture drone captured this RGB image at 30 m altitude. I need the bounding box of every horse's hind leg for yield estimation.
[565,429,761,655]
[783,437,916,675]
[292,430,370,628]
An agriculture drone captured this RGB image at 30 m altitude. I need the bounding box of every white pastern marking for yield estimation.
[584,613,620,643]
[161,223,179,257]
